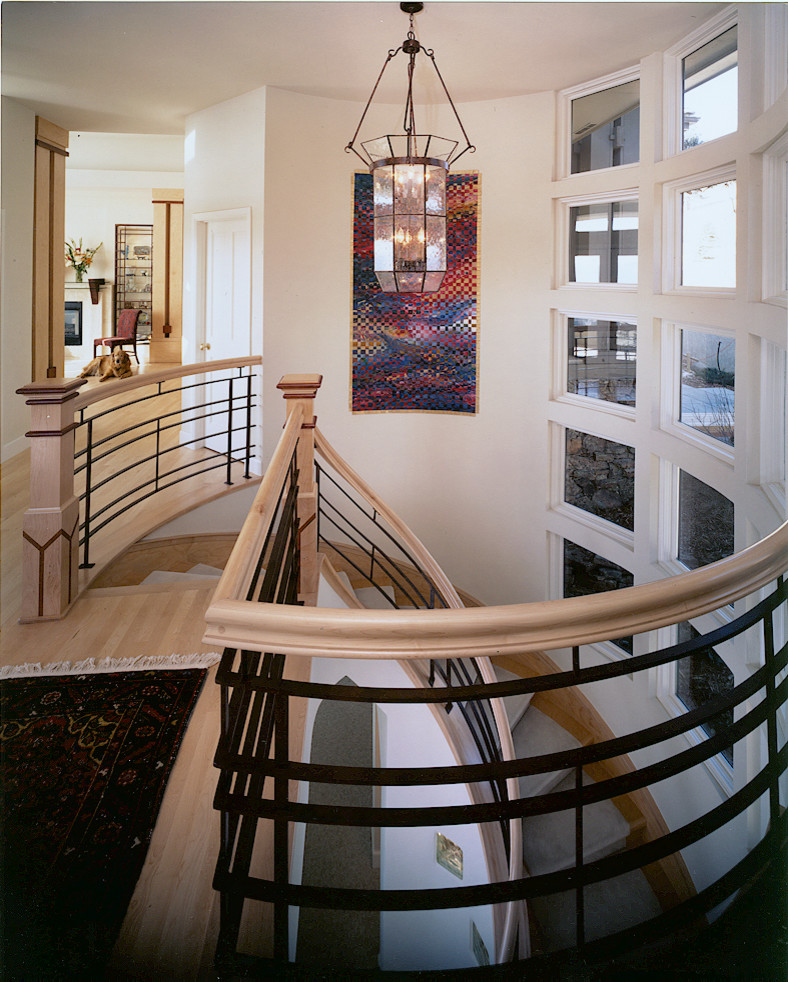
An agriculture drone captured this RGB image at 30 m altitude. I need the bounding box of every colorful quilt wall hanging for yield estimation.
[351,171,480,414]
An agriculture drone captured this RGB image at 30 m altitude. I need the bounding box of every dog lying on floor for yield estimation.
[79,348,133,381]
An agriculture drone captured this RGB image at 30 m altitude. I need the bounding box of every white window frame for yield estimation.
[762,130,788,308]
[659,320,736,464]
[557,189,639,291]
[551,309,637,420]
[663,5,739,160]
[764,2,788,110]
[557,65,641,181]
[654,615,736,796]
[550,421,636,550]
[749,336,787,516]
[662,165,737,298]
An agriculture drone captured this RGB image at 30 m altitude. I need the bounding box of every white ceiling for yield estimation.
[2,1,724,134]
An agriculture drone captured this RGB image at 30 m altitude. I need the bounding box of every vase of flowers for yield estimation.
[65,238,102,282]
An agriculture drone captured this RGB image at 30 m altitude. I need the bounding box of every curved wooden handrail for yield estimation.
[73,355,262,412]
[211,402,304,606]
[204,516,788,659]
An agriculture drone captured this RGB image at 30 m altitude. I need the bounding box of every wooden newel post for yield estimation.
[276,374,323,604]
[16,378,86,621]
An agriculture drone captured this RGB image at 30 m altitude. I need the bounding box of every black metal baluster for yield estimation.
[575,762,586,948]
[244,371,253,479]
[225,375,234,485]
[80,417,95,568]
[764,581,781,829]
[273,688,290,962]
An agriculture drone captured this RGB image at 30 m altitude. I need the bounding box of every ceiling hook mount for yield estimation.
[401,1,423,52]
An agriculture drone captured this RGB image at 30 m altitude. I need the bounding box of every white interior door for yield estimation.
[198,211,252,454]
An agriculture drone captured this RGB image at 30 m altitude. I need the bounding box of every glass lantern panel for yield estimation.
[423,271,446,292]
[425,166,447,215]
[396,272,425,292]
[376,271,397,291]
[374,216,394,272]
[394,163,426,215]
[425,216,447,271]
[373,166,394,216]
[394,215,426,270]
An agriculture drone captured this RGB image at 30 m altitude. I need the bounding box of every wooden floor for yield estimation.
[1,358,308,979]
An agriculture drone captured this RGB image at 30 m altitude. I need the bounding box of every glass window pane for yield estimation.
[681,181,736,288]
[571,80,640,174]
[565,429,635,530]
[676,622,734,765]
[680,329,735,446]
[567,317,636,407]
[570,200,638,284]
[678,470,734,570]
[563,540,634,653]
[682,26,738,149]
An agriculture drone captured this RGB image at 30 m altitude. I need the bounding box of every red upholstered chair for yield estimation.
[94,309,141,362]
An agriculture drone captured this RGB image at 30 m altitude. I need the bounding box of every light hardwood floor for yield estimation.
[2,360,307,979]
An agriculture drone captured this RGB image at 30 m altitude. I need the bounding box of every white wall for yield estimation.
[1,98,36,460]
[262,86,556,607]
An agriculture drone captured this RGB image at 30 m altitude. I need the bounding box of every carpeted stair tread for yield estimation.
[512,707,581,799]
[494,666,534,731]
[522,771,630,876]
[529,868,663,952]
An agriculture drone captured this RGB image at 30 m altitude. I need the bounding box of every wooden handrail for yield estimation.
[204,516,788,659]
[72,355,262,412]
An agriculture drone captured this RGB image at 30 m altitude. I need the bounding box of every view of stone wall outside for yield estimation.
[678,470,734,570]
[676,622,734,765]
[565,428,635,530]
[563,539,634,654]
[680,328,735,446]
[567,317,636,407]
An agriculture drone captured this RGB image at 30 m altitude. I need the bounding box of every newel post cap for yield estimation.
[17,378,87,404]
[276,374,323,400]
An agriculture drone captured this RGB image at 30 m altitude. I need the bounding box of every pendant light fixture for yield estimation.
[346,2,474,294]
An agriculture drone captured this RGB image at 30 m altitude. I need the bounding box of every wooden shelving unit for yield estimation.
[114,224,153,337]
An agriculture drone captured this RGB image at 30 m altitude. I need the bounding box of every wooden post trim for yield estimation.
[277,375,323,604]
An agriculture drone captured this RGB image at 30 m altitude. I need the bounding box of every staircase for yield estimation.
[308,555,667,963]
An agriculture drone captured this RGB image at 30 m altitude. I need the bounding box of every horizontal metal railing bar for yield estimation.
[214,751,785,912]
[214,581,785,702]
[75,405,253,476]
[316,529,423,609]
[317,462,448,608]
[78,431,253,511]
[79,453,253,543]
[213,641,785,785]
[75,386,256,460]
[212,687,786,830]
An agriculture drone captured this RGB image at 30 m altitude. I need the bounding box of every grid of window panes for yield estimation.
[677,470,734,570]
[680,329,735,446]
[681,181,737,288]
[565,429,635,530]
[563,539,634,654]
[571,80,640,174]
[567,317,636,406]
[676,622,734,765]
[682,25,738,150]
[569,201,638,284]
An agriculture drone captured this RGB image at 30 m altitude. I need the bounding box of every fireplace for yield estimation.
[65,301,83,345]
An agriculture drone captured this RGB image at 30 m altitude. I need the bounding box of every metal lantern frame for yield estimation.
[346,2,475,294]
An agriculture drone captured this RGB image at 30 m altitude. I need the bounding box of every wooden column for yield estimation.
[16,378,87,621]
[276,374,323,605]
[150,188,184,364]
[32,117,69,381]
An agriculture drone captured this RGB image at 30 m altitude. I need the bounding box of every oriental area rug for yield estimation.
[0,668,207,978]
[351,171,480,415]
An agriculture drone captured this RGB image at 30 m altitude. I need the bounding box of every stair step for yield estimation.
[140,564,223,585]
[354,584,396,609]
[494,666,534,732]
[512,707,581,799]
[522,771,630,877]
[529,868,663,952]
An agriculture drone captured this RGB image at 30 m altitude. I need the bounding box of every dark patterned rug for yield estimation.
[0,669,206,980]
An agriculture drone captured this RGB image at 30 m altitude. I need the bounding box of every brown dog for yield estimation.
[80,348,133,381]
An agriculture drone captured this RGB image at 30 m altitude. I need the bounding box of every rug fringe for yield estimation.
[0,652,222,679]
